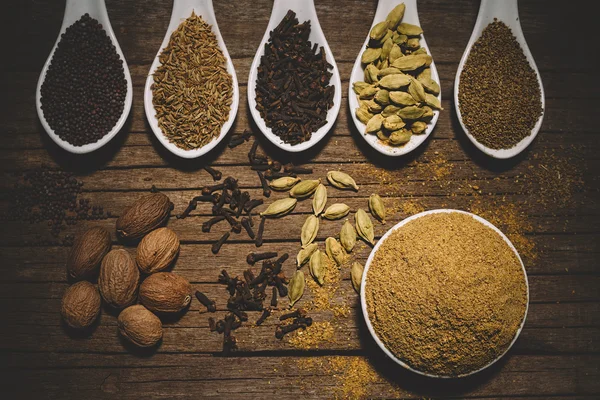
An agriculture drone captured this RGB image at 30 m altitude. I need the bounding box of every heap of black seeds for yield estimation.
[1,166,110,239]
[40,13,126,146]
[458,20,542,150]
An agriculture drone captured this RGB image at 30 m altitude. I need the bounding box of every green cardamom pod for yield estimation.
[378,74,411,90]
[374,89,390,106]
[417,68,440,96]
[381,38,393,61]
[383,115,406,131]
[288,270,305,308]
[359,85,378,100]
[379,58,389,70]
[270,176,301,191]
[419,106,434,121]
[381,105,402,118]
[325,237,346,266]
[397,105,425,120]
[379,29,393,46]
[368,194,386,223]
[353,81,371,95]
[297,243,318,268]
[351,262,364,294]
[365,114,385,133]
[361,47,382,64]
[309,249,326,286]
[312,183,327,216]
[290,179,320,199]
[365,64,379,84]
[412,47,428,55]
[327,171,359,191]
[260,197,297,218]
[389,129,412,146]
[389,44,403,64]
[323,203,350,220]
[376,130,389,141]
[406,38,420,51]
[425,93,443,110]
[366,100,383,114]
[378,67,401,78]
[340,219,357,253]
[301,214,319,248]
[411,121,427,134]
[397,22,423,36]
[370,21,389,41]
[389,91,417,106]
[385,3,406,30]
[355,107,374,124]
[355,208,375,245]
[393,33,408,45]
[391,54,431,71]
[408,79,427,103]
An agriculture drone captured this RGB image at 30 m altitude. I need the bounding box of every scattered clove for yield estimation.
[195,290,217,313]
[257,171,271,198]
[212,232,230,254]
[202,215,226,232]
[241,217,255,239]
[256,308,271,326]
[255,216,266,247]
[246,251,278,265]
[271,286,279,308]
[203,166,222,181]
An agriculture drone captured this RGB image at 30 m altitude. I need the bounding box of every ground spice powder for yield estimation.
[365,212,527,377]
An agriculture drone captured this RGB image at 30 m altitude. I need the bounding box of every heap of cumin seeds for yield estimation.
[152,13,233,150]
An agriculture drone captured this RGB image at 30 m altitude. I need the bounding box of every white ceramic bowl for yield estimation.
[360,209,529,378]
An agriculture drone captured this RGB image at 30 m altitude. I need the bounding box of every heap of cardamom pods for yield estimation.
[354,3,441,147]
[260,170,387,303]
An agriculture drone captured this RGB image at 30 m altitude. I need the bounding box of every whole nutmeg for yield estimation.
[61,281,101,329]
[139,272,191,314]
[99,249,140,309]
[116,193,173,241]
[67,227,112,280]
[118,305,163,347]
[136,227,180,274]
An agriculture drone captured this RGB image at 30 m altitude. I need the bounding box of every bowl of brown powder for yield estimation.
[361,209,528,378]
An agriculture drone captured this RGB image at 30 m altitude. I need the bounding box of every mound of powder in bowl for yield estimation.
[365,212,528,377]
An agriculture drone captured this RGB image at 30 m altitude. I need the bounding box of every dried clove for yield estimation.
[202,183,225,196]
[219,209,242,233]
[264,170,297,181]
[203,166,222,181]
[202,215,226,232]
[280,308,307,321]
[257,171,271,198]
[275,322,305,339]
[243,269,255,285]
[256,308,271,326]
[195,290,217,313]
[241,217,255,239]
[244,199,264,214]
[255,216,266,247]
[246,251,278,265]
[284,164,314,174]
[208,317,217,332]
[270,286,279,308]
[177,195,216,219]
[212,232,230,254]
[236,191,250,218]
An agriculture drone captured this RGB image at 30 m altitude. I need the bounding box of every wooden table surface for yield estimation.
[1,0,598,398]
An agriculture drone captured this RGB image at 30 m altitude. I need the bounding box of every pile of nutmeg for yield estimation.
[60,192,191,348]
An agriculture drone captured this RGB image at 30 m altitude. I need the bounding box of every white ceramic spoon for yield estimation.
[454,0,545,159]
[35,0,133,154]
[349,0,441,157]
[361,209,529,378]
[144,0,239,159]
[247,0,342,153]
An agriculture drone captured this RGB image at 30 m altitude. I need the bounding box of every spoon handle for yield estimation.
[273,0,316,13]
[62,0,109,27]
[172,0,215,19]
[478,0,519,24]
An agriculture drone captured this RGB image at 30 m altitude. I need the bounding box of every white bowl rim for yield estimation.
[360,208,530,379]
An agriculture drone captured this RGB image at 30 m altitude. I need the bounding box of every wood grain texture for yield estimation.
[0,0,598,398]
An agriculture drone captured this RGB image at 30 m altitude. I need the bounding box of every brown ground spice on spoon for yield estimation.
[365,212,527,377]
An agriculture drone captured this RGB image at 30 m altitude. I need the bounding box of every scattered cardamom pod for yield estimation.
[260,197,297,218]
[325,237,346,266]
[366,114,385,133]
[301,215,319,248]
[340,219,357,252]
[312,184,328,217]
[368,194,386,223]
[389,129,412,145]
[351,262,364,294]
[385,3,406,30]
[297,243,318,268]
[327,171,359,191]
[397,22,423,36]
[378,74,411,90]
[309,249,326,286]
[370,21,389,41]
[269,176,301,191]
[288,270,305,308]
[290,179,320,199]
[322,203,350,220]
[355,208,375,245]
[361,47,382,64]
